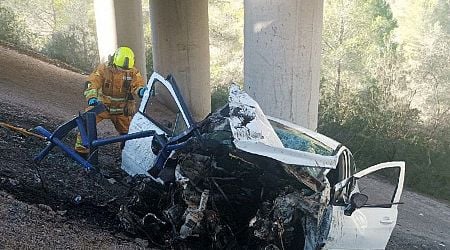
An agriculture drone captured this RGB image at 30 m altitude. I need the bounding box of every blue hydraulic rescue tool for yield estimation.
[33,74,199,180]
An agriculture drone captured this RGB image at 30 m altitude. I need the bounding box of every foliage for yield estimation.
[1,0,98,71]
[0,6,36,48]
[42,25,97,71]
[142,0,153,77]
[208,0,244,112]
[320,0,450,200]
[211,83,230,112]
[209,0,244,87]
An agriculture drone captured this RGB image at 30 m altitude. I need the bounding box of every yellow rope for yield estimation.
[0,122,46,140]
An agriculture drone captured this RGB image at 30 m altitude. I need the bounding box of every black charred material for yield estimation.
[248,190,307,249]
[283,165,326,193]
[118,107,326,249]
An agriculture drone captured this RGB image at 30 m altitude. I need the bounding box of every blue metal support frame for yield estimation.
[148,125,198,178]
[33,118,78,163]
[34,74,202,176]
[75,117,89,147]
[34,126,93,169]
[35,124,158,170]
[91,130,156,148]
[86,112,98,165]
[33,103,158,170]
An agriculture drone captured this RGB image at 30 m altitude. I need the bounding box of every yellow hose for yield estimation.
[0,121,46,140]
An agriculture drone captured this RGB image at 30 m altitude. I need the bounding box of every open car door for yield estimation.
[121,73,194,176]
[324,161,405,249]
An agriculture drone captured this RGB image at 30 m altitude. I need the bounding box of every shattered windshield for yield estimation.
[269,120,334,156]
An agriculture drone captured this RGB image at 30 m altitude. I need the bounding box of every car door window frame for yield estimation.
[138,73,195,136]
[332,161,405,207]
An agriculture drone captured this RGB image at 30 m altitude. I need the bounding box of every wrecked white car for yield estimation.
[33,72,405,249]
[118,72,405,249]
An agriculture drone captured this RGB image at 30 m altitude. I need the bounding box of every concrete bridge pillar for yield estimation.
[94,0,322,125]
[150,0,211,121]
[244,0,324,130]
[93,0,147,80]
[93,0,117,63]
[114,0,147,79]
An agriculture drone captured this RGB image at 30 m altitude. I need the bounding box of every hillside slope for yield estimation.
[0,45,143,248]
[0,45,85,119]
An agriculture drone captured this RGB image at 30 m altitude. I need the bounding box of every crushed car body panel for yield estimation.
[234,142,339,169]
[266,116,340,151]
[228,84,284,147]
[228,84,339,169]
[120,74,404,249]
[121,72,195,176]
[121,114,163,176]
[35,72,405,249]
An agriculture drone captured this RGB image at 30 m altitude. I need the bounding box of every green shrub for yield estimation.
[145,45,153,78]
[211,84,229,112]
[318,84,450,201]
[0,6,34,47]
[42,25,97,71]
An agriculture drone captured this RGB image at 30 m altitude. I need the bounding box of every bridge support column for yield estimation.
[150,0,211,121]
[93,0,147,80]
[93,0,117,63]
[244,0,324,130]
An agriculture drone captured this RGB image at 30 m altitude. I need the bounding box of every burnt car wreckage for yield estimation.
[34,72,405,249]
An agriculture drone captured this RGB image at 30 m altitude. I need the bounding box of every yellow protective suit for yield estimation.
[75,63,144,154]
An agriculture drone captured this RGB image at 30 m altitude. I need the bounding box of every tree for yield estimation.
[320,0,450,200]
[208,0,244,87]
[0,6,34,47]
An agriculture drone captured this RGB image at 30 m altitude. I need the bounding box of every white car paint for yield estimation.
[121,75,405,249]
[324,162,405,249]
[234,141,340,169]
[121,114,163,176]
[121,72,192,176]
[228,84,339,169]
[228,84,284,147]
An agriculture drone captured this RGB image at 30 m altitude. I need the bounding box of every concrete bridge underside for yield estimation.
[94,0,323,129]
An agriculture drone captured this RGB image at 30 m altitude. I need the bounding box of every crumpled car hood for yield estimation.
[228,84,338,169]
[118,82,335,249]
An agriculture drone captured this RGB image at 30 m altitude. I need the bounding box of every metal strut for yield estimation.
[33,104,156,170]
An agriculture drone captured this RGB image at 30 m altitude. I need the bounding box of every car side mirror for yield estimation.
[351,193,368,208]
[344,193,368,216]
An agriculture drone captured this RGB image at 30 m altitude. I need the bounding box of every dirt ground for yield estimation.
[0,45,449,249]
[0,191,144,249]
[0,45,143,248]
[0,100,147,248]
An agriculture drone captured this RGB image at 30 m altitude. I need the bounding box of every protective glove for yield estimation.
[138,87,147,98]
[88,97,99,106]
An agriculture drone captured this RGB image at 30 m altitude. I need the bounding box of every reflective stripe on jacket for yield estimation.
[84,63,144,114]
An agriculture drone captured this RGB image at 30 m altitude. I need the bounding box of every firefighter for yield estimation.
[75,46,146,156]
